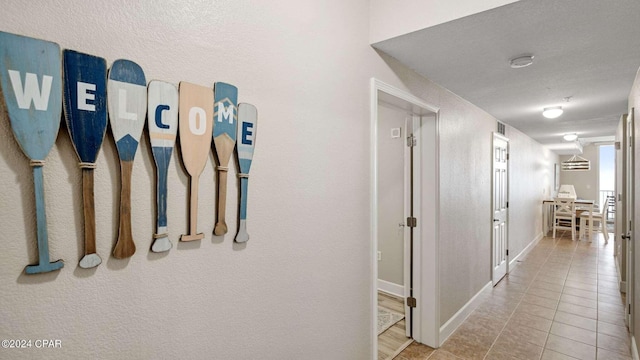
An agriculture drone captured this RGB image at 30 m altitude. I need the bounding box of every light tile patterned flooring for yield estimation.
[395,232,632,359]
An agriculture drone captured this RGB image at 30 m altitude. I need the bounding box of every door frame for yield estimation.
[627,108,635,332]
[370,78,440,354]
[491,133,509,284]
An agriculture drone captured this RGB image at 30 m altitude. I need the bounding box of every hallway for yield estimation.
[396,233,632,359]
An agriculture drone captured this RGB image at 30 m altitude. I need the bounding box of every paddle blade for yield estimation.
[0,31,62,160]
[213,82,238,162]
[178,82,213,176]
[148,80,178,167]
[63,50,108,163]
[236,103,257,174]
[107,59,147,162]
[148,81,178,147]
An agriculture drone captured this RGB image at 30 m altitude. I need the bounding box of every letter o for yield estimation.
[189,107,206,135]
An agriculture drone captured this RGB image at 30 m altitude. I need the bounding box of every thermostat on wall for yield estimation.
[391,128,401,138]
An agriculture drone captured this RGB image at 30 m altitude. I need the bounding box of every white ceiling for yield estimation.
[372,0,640,145]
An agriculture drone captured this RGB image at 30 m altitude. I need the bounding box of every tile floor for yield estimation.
[395,232,632,360]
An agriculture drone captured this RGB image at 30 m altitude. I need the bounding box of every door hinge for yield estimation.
[506,153,509,160]
[506,249,509,256]
[407,217,417,228]
[407,297,417,308]
[407,135,416,147]
[506,201,509,208]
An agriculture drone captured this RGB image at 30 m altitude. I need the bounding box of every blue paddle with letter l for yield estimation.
[212,82,238,236]
[0,31,64,274]
[62,49,107,268]
[108,60,147,259]
[235,103,257,243]
[147,80,178,252]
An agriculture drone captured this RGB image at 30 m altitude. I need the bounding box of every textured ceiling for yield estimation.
[372,0,640,145]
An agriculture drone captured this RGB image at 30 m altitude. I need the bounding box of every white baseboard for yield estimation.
[378,279,404,298]
[439,281,492,346]
[632,335,639,360]
[509,232,543,269]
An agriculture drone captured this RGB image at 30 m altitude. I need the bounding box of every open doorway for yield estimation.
[599,144,615,231]
[371,79,439,358]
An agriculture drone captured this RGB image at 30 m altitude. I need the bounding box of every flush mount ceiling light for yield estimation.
[509,55,534,68]
[563,133,578,141]
[543,106,563,119]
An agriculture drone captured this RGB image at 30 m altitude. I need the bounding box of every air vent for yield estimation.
[497,122,506,135]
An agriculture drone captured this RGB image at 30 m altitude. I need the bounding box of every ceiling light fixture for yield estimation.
[563,133,578,141]
[543,106,563,119]
[509,55,534,68]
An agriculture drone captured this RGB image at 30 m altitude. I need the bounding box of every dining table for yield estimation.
[542,199,596,241]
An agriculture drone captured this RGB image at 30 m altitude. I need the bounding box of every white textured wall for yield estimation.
[369,0,521,43]
[374,53,557,325]
[505,126,558,257]
[0,1,379,359]
[370,53,496,324]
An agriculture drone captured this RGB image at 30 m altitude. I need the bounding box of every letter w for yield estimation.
[8,70,53,111]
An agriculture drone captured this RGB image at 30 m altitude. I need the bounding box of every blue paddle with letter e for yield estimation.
[235,103,257,243]
[63,49,108,268]
[0,31,64,274]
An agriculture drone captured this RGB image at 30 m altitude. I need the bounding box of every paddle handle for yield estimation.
[82,168,97,254]
[24,164,64,274]
[189,175,199,235]
[214,168,229,235]
[113,160,136,258]
[235,176,250,243]
[33,165,52,264]
[180,175,204,241]
[239,176,249,221]
[156,161,169,234]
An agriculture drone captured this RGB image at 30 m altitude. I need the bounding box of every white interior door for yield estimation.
[403,115,423,338]
[626,109,635,329]
[492,133,509,284]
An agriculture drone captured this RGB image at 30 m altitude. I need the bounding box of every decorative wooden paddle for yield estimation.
[179,82,213,242]
[147,80,178,252]
[62,50,108,269]
[212,82,238,236]
[235,103,257,243]
[107,59,147,258]
[0,32,64,274]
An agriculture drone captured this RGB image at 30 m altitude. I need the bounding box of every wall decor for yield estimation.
[147,80,179,252]
[0,32,64,273]
[179,82,214,242]
[62,50,108,268]
[0,30,262,268]
[212,82,238,236]
[108,59,147,259]
[235,103,257,243]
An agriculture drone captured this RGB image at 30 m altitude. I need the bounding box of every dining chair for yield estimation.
[553,197,576,240]
[579,198,609,243]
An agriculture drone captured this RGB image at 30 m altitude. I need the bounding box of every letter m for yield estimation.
[217,102,235,124]
[8,70,53,110]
